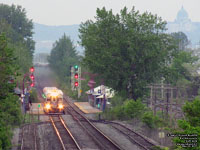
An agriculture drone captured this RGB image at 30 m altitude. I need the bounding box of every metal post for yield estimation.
[150,85,153,109]
[78,67,81,98]
[166,86,169,119]
[161,77,165,99]
[71,66,74,91]
[38,106,39,121]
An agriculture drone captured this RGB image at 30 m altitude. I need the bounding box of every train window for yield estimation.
[47,98,50,101]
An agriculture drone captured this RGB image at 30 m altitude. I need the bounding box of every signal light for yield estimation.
[30,74,34,80]
[74,73,78,79]
[30,67,34,73]
[75,81,78,87]
[74,65,78,71]
[30,82,34,87]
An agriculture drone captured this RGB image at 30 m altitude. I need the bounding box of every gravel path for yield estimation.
[62,115,101,150]
[93,122,143,150]
[11,128,20,150]
[37,123,63,150]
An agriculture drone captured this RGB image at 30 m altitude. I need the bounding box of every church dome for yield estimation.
[175,6,190,23]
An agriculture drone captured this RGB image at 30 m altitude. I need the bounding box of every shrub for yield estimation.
[110,94,124,107]
[112,105,126,120]
[142,111,155,128]
[142,111,165,128]
[182,97,200,127]
[124,99,145,119]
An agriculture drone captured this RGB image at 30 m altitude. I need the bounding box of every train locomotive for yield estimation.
[43,87,65,114]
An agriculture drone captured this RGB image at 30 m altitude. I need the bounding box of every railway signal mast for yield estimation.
[71,65,81,98]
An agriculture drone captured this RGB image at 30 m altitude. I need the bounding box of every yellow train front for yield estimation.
[43,87,65,114]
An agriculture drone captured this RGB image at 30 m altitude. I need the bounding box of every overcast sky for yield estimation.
[1,0,200,26]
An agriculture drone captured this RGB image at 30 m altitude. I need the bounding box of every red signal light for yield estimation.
[30,82,34,87]
[30,67,34,73]
[74,73,78,79]
[30,74,34,80]
[75,81,78,87]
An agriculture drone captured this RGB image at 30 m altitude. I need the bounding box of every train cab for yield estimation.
[43,87,65,114]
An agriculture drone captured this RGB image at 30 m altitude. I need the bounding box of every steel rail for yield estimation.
[111,125,150,150]
[59,116,81,150]
[50,116,67,150]
[50,115,81,150]
[67,107,106,150]
[90,120,157,150]
[110,122,156,149]
[64,98,123,150]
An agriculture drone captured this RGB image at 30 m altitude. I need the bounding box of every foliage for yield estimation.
[79,7,177,100]
[110,94,124,107]
[0,34,22,149]
[172,97,200,149]
[0,121,12,150]
[142,111,165,128]
[103,98,146,120]
[182,97,200,126]
[171,32,189,51]
[172,120,200,150]
[0,4,35,55]
[0,4,34,149]
[0,4,34,73]
[29,88,38,103]
[48,34,79,84]
[124,99,145,119]
[164,51,198,84]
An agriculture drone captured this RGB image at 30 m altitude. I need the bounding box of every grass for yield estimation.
[22,114,40,124]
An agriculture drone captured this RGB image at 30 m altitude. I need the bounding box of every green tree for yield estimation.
[182,97,200,126]
[171,32,189,51]
[0,4,34,74]
[48,34,79,83]
[0,34,22,150]
[79,7,176,100]
[163,51,198,84]
[0,4,35,53]
[172,98,200,150]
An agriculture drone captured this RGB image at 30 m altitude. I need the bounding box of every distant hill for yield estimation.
[33,7,200,55]
[33,23,82,54]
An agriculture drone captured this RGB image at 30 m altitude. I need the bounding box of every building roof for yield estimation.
[175,6,190,23]
[86,85,115,98]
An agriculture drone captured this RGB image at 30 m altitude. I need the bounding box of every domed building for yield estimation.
[167,6,193,33]
[175,6,191,24]
[167,6,200,49]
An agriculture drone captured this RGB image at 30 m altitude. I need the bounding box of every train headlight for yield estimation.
[46,104,51,109]
[58,104,63,109]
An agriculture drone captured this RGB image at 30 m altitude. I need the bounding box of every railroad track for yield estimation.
[20,124,37,150]
[64,97,123,150]
[90,120,157,150]
[50,115,81,150]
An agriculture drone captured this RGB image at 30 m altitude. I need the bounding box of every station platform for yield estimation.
[74,102,102,114]
[27,103,45,114]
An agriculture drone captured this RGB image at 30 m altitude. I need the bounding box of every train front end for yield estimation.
[43,87,65,114]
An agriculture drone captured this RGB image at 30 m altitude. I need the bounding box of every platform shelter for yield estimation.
[86,85,114,111]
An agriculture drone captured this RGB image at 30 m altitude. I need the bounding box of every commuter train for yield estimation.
[43,87,65,114]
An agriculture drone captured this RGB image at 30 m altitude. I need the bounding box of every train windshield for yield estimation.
[52,97,57,101]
